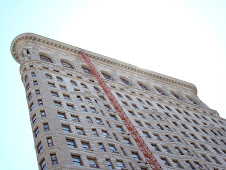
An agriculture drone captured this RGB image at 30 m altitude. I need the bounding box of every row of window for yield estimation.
[37,56,200,105]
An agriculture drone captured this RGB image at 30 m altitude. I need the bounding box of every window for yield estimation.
[201,154,211,162]
[151,144,160,151]
[88,158,98,168]
[106,159,113,170]
[105,105,111,111]
[162,146,171,154]
[200,144,209,151]
[86,116,93,123]
[61,60,74,69]
[81,83,87,88]
[102,72,114,81]
[37,142,43,153]
[124,138,132,145]
[26,83,30,91]
[81,106,87,112]
[146,100,152,106]
[85,97,91,103]
[92,129,99,137]
[138,83,149,90]
[60,85,66,90]
[43,123,49,131]
[51,91,58,97]
[63,94,70,100]
[161,157,170,166]
[186,160,195,169]
[99,95,105,100]
[33,80,38,86]
[47,137,53,147]
[211,157,221,164]
[132,104,138,109]
[40,159,46,170]
[45,74,52,79]
[54,101,62,107]
[32,114,37,124]
[173,160,183,168]
[157,124,164,130]
[132,152,141,160]
[155,88,166,95]
[173,136,181,143]
[72,155,82,165]
[116,160,125,169]
[175,147,184,155]
[35,89,40,95]
[165,135,173,142]
[62,124,71,132]
[102,130,110,138]
[109,144,117,152]
[38,99,43,106]
[67,104,74,110]
[71,115,79,122]
[143,131,150,138]
[48,82,55,87]
[120,77,132,86]
[90,107,97,113]
[81,141,91,150]
[34,127,39,137]
[183,148,192,155]
[125,95,132,100]
[172,92,181,100]
[99,143,106,152]
[76,127,85,135]
[56,76,63,82]
[153,134,162,140]
[122,101,129,106]
[66,138,76,148]
[82,66,92,74]
[135,120,142,126]
[71,80,77,86]
[145,122,153,129]
[40,55,52,63]
[40,110,46,118]
[116,93,122,98]
[25,75,28,82]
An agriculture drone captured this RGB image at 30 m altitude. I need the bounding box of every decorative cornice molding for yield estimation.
[11,33,197,94]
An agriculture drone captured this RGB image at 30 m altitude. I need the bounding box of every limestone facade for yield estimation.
[11,33,226,170]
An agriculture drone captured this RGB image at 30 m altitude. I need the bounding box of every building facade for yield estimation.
[11,33,226,170]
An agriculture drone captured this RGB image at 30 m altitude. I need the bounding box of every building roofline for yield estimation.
[10,33,198,94]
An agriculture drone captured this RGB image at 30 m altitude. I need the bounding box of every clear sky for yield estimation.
[1,0,225,169]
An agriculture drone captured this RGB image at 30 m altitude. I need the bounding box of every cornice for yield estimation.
[11,33,197,94]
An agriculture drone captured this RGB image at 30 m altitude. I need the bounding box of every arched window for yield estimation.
[186,96,197,105]
[102,72,114,81]
[61,60,74,69]
[138,82,148,91]
[171,92,181,100]
[82,66,92,75]
[45,74,52,79]
[40,55,52,63]
[120,77,132,86]
[155,87,166,96]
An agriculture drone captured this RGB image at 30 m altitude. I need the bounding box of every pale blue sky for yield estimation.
[1,1,226,169]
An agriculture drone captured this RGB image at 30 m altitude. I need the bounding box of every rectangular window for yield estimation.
[48,82,55,87]
[81,141,92,151]
[132,152,141,160]
[43,123,50,131]
[54,101,62,107]
[62,125,71,132]
[99,143,106,152]
[88,158,97,168]
[63,94,70,100]
[66,138,76,148]
[71,155,82,165]
[40,110,46,118]
[51,91,58,97]
[47,137,53,147]
[38,99,43,106]
[106,159,113,170]
[32,114,37,124]
[76,127,85,135]
[33,80,38,86]
[92,129,98,137]
[58,112,66,119]
[35,89,40,95]
[34,127,39,137]
[37,142,43,153]
[67,104,74,110]
[50,154,58,165]
[161,157,170,166]
[40,159,46,170]
[81,106,87,112]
